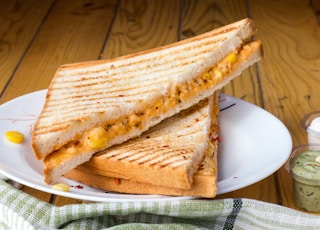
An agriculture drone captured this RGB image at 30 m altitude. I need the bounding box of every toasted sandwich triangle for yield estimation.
[65,92,220,197]
[70,95,215,189]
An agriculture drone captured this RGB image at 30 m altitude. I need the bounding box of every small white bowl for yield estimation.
[301,111,320,144]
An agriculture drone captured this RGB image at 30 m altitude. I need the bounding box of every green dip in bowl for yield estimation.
[289,145,320,212]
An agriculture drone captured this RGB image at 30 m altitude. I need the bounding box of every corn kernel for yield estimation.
[52,183,69,192]
[213,67,223,80]
[225,53,237,64]
[128,113,141,127]
[155,99,164,110]
[86,127,108,149]
[202,72,211,81]
[5,131,24,144]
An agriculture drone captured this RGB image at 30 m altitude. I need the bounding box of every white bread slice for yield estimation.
[32,18,262,184]
[65,93,220,197]
[67,94,216,190]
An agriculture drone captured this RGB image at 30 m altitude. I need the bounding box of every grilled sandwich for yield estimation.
[67,93,217,190]
[65,92,219,197]
[31,18,262,184]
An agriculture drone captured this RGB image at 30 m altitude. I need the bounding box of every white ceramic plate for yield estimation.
[0,90,292,202]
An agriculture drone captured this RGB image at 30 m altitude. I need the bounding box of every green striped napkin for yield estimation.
[1,179,320,230]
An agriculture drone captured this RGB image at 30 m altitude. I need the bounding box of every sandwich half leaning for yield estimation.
[31,18,262,184]
[65,92,220,197]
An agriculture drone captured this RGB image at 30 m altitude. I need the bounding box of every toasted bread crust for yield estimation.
[64,163,218,198]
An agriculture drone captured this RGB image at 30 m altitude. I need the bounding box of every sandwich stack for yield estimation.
[31,18,263,198]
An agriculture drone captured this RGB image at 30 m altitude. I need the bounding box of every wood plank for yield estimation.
[216,176,279,203]
[181,0,248,40]
[101,0,180,59]
[311,0,320,24]
[250,0,320,210]
[0,0,54,95]
[0,0,118,104]
[53,196,83,206]
[21,186,52,203]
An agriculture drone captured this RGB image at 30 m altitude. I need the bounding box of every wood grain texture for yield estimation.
[0,0,54,96]
[181,0,248,40]
[250,0,320,210]
[101,0,180,59]
[0,0,118,104]
[311,0,320,24]
[251,0,320,144]
[21,186,52,203]
[53,196,83,206]
[217,177,279,203]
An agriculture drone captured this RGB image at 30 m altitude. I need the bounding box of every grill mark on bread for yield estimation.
[46,80,167,102]
[52,42,226,95]
[56,57,212,85]
[139,148,193,168]
[40,59,216,124]
[42,77,170,115]
[92,124,204,169]
[52,74,170,89]
[46,73,172,103]
[100,145,196,169]
[52,51,208,88]
[59,38,226,78]
[36,124,70,134]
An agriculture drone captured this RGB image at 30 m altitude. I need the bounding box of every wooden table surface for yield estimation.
[1,0,320,212]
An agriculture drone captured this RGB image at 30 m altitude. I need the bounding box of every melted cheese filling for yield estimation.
[45,41,256,167]
[197,91,220,176]
[197,125,219,176]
